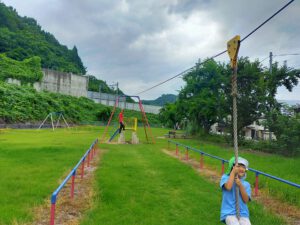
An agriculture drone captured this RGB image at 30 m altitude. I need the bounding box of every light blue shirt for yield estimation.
[220,174,251,222]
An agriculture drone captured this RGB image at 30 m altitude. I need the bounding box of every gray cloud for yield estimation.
[2,0,300,100]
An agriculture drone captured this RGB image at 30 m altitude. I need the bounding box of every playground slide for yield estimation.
[109,128,120,142]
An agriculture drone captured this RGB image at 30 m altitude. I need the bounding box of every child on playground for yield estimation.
[220,156,251,225]
[119,109,125,133]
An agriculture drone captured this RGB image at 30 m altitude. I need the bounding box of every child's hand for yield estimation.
[235,177,242,187]
[232,166,239,175]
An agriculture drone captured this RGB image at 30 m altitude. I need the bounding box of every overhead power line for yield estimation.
[274,53,300,57]
[259,56,270,64]
[135,0,294,96]
[259,53,300,64]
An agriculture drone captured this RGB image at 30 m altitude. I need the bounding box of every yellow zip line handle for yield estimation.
[227,35,240,69]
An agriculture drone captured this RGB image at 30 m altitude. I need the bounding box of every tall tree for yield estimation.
[159,103,179,128]
[159,57,300,142]
[261,62,300,140]
[179,59,227,133]
[223,57,265,137]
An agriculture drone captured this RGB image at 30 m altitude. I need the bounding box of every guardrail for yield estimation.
[50,139,98,225]
[167,140,300,196]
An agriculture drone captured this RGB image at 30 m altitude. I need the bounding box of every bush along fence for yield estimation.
[50,139,99,225]
[167,140,300,196]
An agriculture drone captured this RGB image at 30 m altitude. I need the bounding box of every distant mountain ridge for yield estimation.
[142,94,177,106]
[278,99,300,106]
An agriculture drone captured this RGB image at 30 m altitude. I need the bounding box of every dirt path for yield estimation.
[28,148,104,225]
[162,149,300,225]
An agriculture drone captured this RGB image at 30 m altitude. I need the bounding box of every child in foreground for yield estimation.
[220,157,251,225]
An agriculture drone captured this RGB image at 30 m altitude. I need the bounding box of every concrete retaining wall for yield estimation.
[33,69,88,97]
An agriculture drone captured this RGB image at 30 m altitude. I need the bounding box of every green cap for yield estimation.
[226,156,249,175]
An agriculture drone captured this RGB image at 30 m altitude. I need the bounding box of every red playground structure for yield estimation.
[101,95,155,144]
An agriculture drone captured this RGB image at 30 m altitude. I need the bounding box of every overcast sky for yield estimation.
[2,0,300,100]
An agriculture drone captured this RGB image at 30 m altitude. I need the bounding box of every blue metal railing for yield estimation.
[168,140,300,189]
[248,168,300,188]
[50,138,98,225]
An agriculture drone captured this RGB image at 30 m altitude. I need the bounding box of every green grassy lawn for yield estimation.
[0,126,296,224]
[80,139,285,225]
[0,126,101,224]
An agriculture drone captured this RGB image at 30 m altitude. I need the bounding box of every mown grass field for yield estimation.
[80,143,286,225]
[0,126,298,224]
[0,126,100,224]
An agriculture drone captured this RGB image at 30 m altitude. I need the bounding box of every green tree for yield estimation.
[174,57,298,140]
[159,103,178,128]
[178,59,227,133]
[222,57,266,139]
[260,63,300,140]
[267,106,300,155]
[0,54,43,83]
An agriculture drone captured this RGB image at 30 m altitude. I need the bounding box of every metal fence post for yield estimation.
[94,142,98,156]
[221,160,225,175]
[87,151,90,167]
[200,153,204,169]
[185,147,189,161]
[50,195,56,225]
[70,170,76,199]
[91,146,94,159]
[255,172,259,196]
[81,158,85,179]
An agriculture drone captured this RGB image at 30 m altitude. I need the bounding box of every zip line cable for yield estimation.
[240,0,294,42]
[135,0,295,96]
[135,51,229,95]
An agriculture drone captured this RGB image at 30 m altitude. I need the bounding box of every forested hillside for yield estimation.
[0,2,132,96]
[0,2,86,74]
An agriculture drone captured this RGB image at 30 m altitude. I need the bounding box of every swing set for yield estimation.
[101,95,155,144]
[38,112,69,131]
